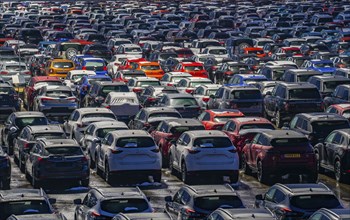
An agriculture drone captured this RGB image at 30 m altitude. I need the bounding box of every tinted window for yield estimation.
[100,199,149,214]
[169,126,204,134]
[290,195,341,210]
[44,147,83,156]
[96,128,125,138]
[289,88,320,99]
[15,117,48,129]
[194,196,243,211]
[231,90,262,99]
[193,137,232,148]
[271,138,309,147]
[311,121,349,134]
[34,133,65,139]
[0,200,51,219]
[240,123,275,130]
[116,137,155,148]
[170,98,198,106]
[82,113,115,119]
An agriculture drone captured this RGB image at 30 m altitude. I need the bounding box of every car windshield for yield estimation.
[101,199,149,214]
[101,85,129,95]
[214,116,240,122]
[116,137,155,148]
[6,65,26,71]
[290,195,341,210]
[141,65,160,70]
[82,113,115,119]
[324,81,348,91]
[149,112,181,118]
[0,200,51,219]
[45,90,72,97]
[240,123,275,130]
[231,90,262,99]
[85,61,104,67]
[96,128,124,138]
[169,126,204,134]
[137,81,161,87]
[53,62,73,68]
[194,196,244,211]
[343,110,350,118]
[273,70,286,80]
[271,138,309,147]
[44,147,83,156]
[34,133,65,139]
[15,117,48,129]
[184,66,203,71]
[289,89,321,99]
[193,137,232,148]
[311,121,349,134]
[170,98,198,106]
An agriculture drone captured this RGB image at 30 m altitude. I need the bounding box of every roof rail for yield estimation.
[185,185,197,193]
[275,183,292,192]
[224,183,235,192]
[135,186,143,195]
[318,182,331,191]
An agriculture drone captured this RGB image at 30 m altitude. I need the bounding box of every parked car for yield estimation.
[198,109,245,130]
[208,208,276,220]
[309,209,350,220]
[0,146,11,189]
[0,83,20,118]
[112,212,172,220]
[326,104,350,120]
[158,93,202,118]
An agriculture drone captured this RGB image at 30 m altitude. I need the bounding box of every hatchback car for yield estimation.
[198,109,245,130]
[158,93,202,118]
[45,58,75,78]
[309,209,350,220]
[207,208,275,220]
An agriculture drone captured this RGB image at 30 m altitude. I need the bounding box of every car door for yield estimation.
[247,133,261,166]
[174,134,189,168]
[76,192,95,220]
[319,132,336,167]
[166,189,184,214]
[14,128,29,159]
[2,114,15,145]
[64,110,80,135]
[198,112,211,129]
[326,132,343,168]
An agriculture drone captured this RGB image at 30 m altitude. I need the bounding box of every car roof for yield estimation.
[298,112,348,121]
[8,214,61,220]
[93,187,144,198]
[108,92,137,98]
[166,93,196,99]
[310,75,350,81]
[39,139,79,147]
[89,121,127,129]
[0,189,46,200]
[44,85,72,91]
[13,111,46,118]
[184,130,228,138]
[26,125,63,133]
[260,130,306,139]
[232,117,271,124]
[116,212,171,220]
[68,70,96,75]
[276,183,332,194]
[183,184,237,196]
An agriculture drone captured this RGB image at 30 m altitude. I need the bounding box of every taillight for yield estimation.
[184,208,196,215]
[202,97,209,102]
[114,63,119,66]
[0,71,8,75]
[109,148,123,154]
[88,211,107,220]
[147,97,157,102]
[167,83,174,86]
[82,66,87,70]
[41,97,54,102]
[37,157,46,163]
[186,148,200,154]
[133,88,142,93]
[105,105,110,109]
[103,66,107,71]
[185,88,194,94]
[151,148,160,153]
[24,143,30,149]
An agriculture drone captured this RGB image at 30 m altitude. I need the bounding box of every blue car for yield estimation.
[71,55,93,66]
[225,74,268,86]
[75,57,108,75]
[49,31,74,42]
[77,75,112,101]
[38,41,56,53]
[303,59,336,75]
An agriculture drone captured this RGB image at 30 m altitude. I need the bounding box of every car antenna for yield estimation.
[252,214,255,218]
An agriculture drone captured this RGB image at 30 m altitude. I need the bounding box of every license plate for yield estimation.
[284,154,301,158]
[16,88,24,92]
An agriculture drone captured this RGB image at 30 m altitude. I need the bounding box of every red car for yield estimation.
[198,109,245,130]
[241,130,317,183]
[326,104,350,120]
[117,58,146,71]
[23,76,63,110]
[151,118,204,166]
[174,61,208,78]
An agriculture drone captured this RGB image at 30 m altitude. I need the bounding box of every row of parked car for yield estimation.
[0,0,350,219]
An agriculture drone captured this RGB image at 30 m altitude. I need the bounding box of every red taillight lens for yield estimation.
[41,97,54,102]
[185,88,194,94]
[0,71,8,75]
[82,66,87,70]
[103,66,107,71]
[147,97,157,102]
[167,83,174,86]
[105,105,110,109]
[202,97,209,102]
[37,157,46,163]
[133,88,142,93]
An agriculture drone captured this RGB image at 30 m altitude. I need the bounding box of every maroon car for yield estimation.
[151,118,204,167]
[241,130,318,184]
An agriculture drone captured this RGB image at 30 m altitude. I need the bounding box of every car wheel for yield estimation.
[1,178,10,190]
[90,153,96,169]
[14,153,19,165]
[81,179,89,187]
[181,162,193,184]
[105,161,112,184]
[335,160,344,183]
[257,161,269,184]
[307,172,318,183]
[275,110,282,128]
[315,152,324,173]
[154,173,161,183]
[169,154,175,175]
[32,169,40,189]
[162,152,169,168]
[241,155,252,175]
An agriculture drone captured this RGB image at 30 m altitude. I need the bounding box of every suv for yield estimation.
[25,139,89,188]
[255,183,343,220]
[289,113,350,146]
[95,130,161,183]
[169,130,239,184]
[324,85,350,108]
[73,187,153,220]
[198,109,244,130]
[264,82,323,128]
[0,83,20,117]
[0,146,10,189]
[165,185,244,219]
[44,58,76,78]
[309,209,350,220]
[0,189,56,219]
[208,208,275,220]
[307,76,350,98]
[242,130,317,183]
[282,69,322,83]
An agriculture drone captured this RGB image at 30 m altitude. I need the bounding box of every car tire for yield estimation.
[181,162,193,184]
[307,172,318,183]
[32,170,40,189]
[1,178,10,190]
[241,155,252,175]
[104,161,112,184]
[90,153,96,169]
[275,110,282,128]
[335,160,345,183]
[19,153,25,173]
[169,154,176,175]
[257,161,269,184]
[230,172,239,183]
[315,152,325,173]
[162,153,169,168]
[14,153,19,165]
[81,179,89,187]
[96,157,103,177]
[154,173,161,183]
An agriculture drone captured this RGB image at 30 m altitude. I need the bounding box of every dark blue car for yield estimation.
[77,75,112,101]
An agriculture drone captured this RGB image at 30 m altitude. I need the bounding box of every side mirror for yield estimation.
[165,196,172,202]
[147,196,151,201]
[170,140,177,146]
[92,138,101,144]
[255,194,264,201]
[49,198,57,204]
[73,198,82,205]
[265,91,272,96]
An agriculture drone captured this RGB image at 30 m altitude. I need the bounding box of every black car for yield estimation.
[165,184,245,220]
[264,82,323,128]
[324,85,350,108]
[0,188,56,219]
[1,112,49,155]
[282,69,322,83]
[0,146,11,189]
[314,129,350,183]
[289,113,350,146]
[82,81,129,107]
[207,208,276,220]
[14,28,43,44]
[309,209,350,220]
[255,183,344,220]
[0,83,21,120]
[82,44,112,61]
[157,93,202,118]
[307,76,350,98]
[7,213,67,220]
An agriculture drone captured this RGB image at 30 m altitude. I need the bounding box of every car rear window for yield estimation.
[34,133,66,140]
[53,62,74,68]
[271,138,309,147]
[101,85,129,94]
[136,81,161,87]
[116,137,155,148]
[0,87,15,94]
[15,117,48,129]
[46,90,72,97]
[0,200,51,219]
[194,196,243,211]
[170,98,198,106]
[6,65,26,71]
[44,147,83,156]
[214,116,240,122]
[311,121,349,134]
[324,81,348,91]
[82,113,115,119]
[231,90,262,99]
[193,137,232,148]
[85,61,104,67]
[290,195,341,210]
[149,112,181,118]
[101,199,149,214]
[96,128,125,138]
[169,126,204,134]
[289,88,321,99]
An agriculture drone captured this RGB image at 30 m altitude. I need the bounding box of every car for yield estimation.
[198,109,245,130]
[160,72,192,87]
[165,185,244,219]
[255,81,280,97]
[112,212,172,220]
[25,139,89,188]
[225,74,268,86]
[169,130,239,184]
[128,107,182,130]
[309,209,350,220]
[63,70,96,92]
[255,183,344,220]
[0,146,10,189]
[126,77,161,95]
[82,81,129,107]
[76,74,112,102]
[13,125,66,173]
[174,61,208,78]
[302,59,336,75]
[158,93,202,118]
[333,68,350,78]
[138,86,179,107]
[289,113,350,146]
[33,85,78,119]
[44,58,76,78]
[260,66,297,81]
[314,129,350,183]
[95,129,162,183]
[63,108,117,144]
[73,187,153,220]
[133,61,165,80]
[1,112,49,155]
[176,77,212,94]
[101,92,140,122]
[324,85,350,108]
[7,213,67,220]
[242,130,318,183]
[0,61,31,82]
[0,188,56,219]
[193,84,221,109]
[0,83,20,117]
[282,69,322,83]
[326,104,350,120]
[307,76,350,98]
[113,70,146,83]
[264,82,324,128]
[207,208,276,220]
[23,76,63,111]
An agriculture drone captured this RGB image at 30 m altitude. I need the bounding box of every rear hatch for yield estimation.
[287,88,323,113]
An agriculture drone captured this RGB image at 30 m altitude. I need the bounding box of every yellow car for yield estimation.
[45,58,75,78]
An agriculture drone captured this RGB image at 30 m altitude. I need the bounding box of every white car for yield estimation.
[160,72,192,86]
[107,55,139,76]
[176,77,212,94]
[63,70,96,92]
[96,130,162,183]
[201,46,229,60]
[169,130,239,184]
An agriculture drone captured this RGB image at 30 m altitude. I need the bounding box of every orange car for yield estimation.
[243,47,266,58]
[134,61,165,79]
[45,58,75,78]
[175,61,208,78]
[117,58,146,71]
[198,109,245,130]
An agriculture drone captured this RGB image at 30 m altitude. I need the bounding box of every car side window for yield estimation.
[265,188,276,202]
[107,135,114,146]
[173,189,184,204]
[342,89,349,100]
[257,135,269,146]
[332,133,343,145]
[180,191,191,205]
[251,134,261,144]
[215,88,224,98]
[182,134,190,146]
[139,111,146,121]
[273,189,285,203]
[326,107,338,114]
[199,112,210,121]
